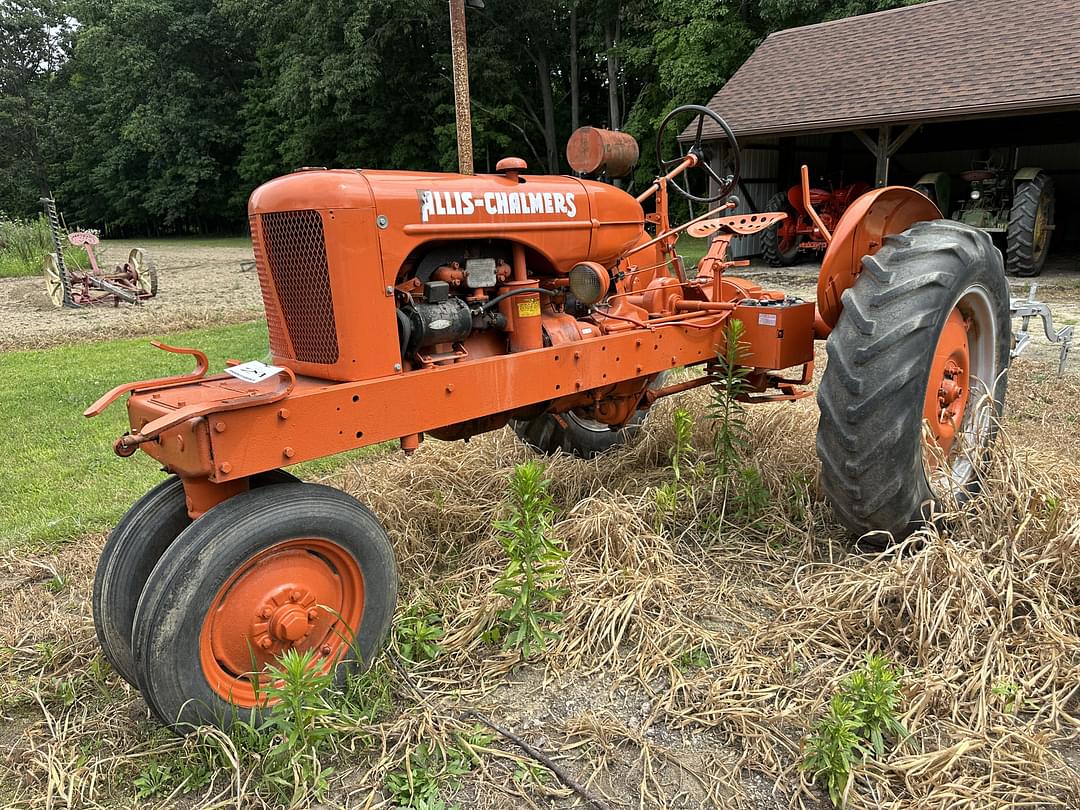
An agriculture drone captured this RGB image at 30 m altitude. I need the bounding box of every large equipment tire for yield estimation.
[816,220,1010,544]
[92,470,299,687]
[512,374,666,459]
[913,183,938,209]
[1007,173,1054,277]
[761,191,802,266]
[132,482,397,731]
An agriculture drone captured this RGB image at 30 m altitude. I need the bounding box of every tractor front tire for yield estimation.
[93,470,298,687]
[761,191,802,267]
[132,482,397,731]
[816,220,1010,544]
[512,374,665,459]
[1007,173,1054,277]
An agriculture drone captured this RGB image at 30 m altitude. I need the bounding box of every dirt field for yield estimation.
[0,239,264,352]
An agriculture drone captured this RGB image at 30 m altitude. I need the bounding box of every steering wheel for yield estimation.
[655,104,741,204]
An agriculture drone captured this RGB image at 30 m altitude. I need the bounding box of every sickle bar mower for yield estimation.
[40,197,158,308]
[86,106,1021,731]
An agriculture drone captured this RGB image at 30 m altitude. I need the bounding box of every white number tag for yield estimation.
[224,360,285,383]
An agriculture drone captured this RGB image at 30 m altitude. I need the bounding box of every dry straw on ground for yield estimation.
[1,388,1078,808]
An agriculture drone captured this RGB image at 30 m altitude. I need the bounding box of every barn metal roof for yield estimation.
[689,0,1080,141]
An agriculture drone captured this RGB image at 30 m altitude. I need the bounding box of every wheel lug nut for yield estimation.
[260,607,273,619]
[259,637,273,650]
[291,591,302,602]
[307,609,318,621]
[321,644,332,656]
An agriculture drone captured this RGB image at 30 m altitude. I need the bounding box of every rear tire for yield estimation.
[132,483,397,731]
[913,183,938,209]
[93,470,298,687]
[512,374,665,459]
[761,191,802,266]
[816,220,1010,544]
[1007,173,1054,277]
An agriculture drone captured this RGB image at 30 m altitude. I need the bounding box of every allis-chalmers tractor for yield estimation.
[761,178,871,266]
[88,105,1014,731]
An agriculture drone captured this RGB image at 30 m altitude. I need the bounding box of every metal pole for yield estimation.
[448,0,474,175]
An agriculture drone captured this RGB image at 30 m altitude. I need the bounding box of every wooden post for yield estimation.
[448,0,474,175]
[855,124,920,188]
[875,126,890,187]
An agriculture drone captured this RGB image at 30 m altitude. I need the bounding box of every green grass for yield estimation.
[0,321,368,551]
[0,247,98,279]
[0,215,86,278]
[676,236,709,269]
[0,253,37,278]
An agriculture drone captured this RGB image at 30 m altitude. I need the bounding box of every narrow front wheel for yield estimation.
[93,470,299,687]
[132,482,398,731]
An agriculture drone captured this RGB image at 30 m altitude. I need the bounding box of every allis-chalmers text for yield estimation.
[418,189,578,223]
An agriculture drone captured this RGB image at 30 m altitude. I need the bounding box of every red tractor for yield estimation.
[762,179,871,266]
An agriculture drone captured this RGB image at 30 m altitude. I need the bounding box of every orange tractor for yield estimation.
[88,105,1013,731]
[761,178,871,266]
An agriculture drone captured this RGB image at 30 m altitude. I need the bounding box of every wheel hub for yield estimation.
[253,586,320,647]
[937,360,965,424]
[924,307,972,459]
[200,538,364,706]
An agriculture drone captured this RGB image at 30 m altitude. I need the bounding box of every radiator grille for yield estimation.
[249,215,287,356]
[257,210,339,365]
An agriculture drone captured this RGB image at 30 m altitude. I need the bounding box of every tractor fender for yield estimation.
[1013,167,1043,186]
[915,171,947,187]
[815,186,942,334]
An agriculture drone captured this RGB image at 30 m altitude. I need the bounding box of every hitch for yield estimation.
[1010,284,1073,376]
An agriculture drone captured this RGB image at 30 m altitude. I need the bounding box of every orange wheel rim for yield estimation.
[198,538,364,707]
[924,306,971,461]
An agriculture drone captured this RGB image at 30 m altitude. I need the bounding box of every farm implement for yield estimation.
[915,161,1056,277]
[85,105,1063,731]
[40,197,157,307]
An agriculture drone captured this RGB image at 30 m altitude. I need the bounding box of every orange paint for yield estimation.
[816,185,941,331]
[198,537,364,707]
[924,307,971,457]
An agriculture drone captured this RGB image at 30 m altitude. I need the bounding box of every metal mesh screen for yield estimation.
[249,215,287,356]
[257,210,339,365]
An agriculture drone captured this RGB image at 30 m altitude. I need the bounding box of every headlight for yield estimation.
[970,189,982,201]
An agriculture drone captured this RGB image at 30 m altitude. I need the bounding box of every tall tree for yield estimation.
[48,0,253,232]
[0,0,930,230]
[0,0,67,214]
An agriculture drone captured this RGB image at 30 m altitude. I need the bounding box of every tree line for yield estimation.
[1,0,921,235]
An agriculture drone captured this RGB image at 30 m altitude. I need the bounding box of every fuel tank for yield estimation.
[246,164,646,382]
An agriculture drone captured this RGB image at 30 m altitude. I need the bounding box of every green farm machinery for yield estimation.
[915,163,1055,277]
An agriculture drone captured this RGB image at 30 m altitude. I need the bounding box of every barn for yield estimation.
[693,0,1080,266]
